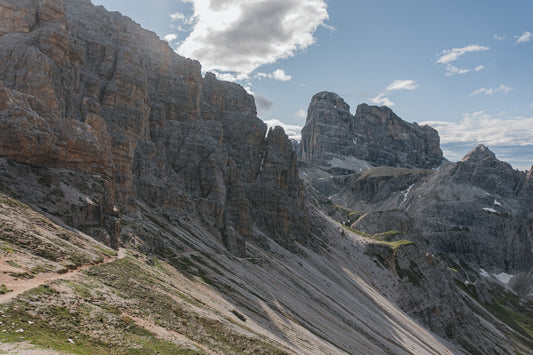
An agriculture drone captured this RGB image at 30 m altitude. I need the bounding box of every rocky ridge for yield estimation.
[299,91,443,170]
[0,0,313,257]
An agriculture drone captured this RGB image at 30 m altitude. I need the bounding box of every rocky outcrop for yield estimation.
[299,92,354,163]
[0,0,312,256]
[330,145,533,274]
[299,92,443,169]
[405,145,533,273]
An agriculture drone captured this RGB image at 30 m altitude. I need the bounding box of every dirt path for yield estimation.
[0,248,127,304]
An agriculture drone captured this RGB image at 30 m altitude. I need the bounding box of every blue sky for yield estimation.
[91,0,532,170]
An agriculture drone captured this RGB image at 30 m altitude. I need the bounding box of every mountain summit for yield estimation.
[299,91,443,169]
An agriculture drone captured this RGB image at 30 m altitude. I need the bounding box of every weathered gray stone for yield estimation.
[299,91,443,169]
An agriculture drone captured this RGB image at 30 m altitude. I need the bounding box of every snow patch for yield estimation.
[494,272,513,284]
[400,184,415,205]
[479,269,514,285]
[482,207,498,213]
[493,200,502,206]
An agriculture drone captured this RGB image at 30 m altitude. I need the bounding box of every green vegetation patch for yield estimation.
[0,282,202,355]
[86,257,288,354]
[341,224,413,252]
[6,260,22,268]
[8,271,34,280]
[0,284,12,294]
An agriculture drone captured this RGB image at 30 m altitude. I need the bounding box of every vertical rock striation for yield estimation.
[0,0,312,255]
[299,91,443,169]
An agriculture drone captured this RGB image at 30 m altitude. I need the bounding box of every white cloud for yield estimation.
[170,12,186,21]
[211,71,249,82]
[271,69,291,82]
[294,109,307,118]
[163,34,178,42]
[386,79,419,91]
[255,69,292,82]
[493,34,506,41]
[421,111,533,147]
[436,44,490,64]
[468,84,512,96]
[321,23,336,31]
[436,44,489,76]
[263,119,303,141]
[177,0,329,80]
[444,64,471,76]
[369,93,395,107]
[443,64,484,76]
[516,31,532,44]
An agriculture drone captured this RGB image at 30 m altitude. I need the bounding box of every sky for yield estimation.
[91,0,532,170]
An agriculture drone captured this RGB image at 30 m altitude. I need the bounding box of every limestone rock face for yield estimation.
[405,145,533,273]
[353,104,443,168]
[0,0,312,255]
[330,145,533,275]
[300,92,353,162]
[299,92,443,169]
[249,126,310,250]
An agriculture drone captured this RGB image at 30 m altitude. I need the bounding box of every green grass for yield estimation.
[384,239,414,252]
[341,224,413,251]
[0,283,204,355]
[0,284,12,294]
[8,271,34,279]
[374,230,402,240]
[6,260,22,268]
[97,246,118,257]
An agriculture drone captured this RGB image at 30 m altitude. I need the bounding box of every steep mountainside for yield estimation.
[299,95,533,352]
[331,145,533,277]
[0,0,532,354]
[0,0,313,257]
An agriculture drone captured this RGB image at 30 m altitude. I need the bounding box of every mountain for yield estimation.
[299,92,533,353]
[0,0,532,354]
[299,92,444,170]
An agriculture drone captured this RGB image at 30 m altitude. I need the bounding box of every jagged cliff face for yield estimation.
[406,145,533,273]
[299,91,443,169]
[0,0,310,255]
[329,144,533,276]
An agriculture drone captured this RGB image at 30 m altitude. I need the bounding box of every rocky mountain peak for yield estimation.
[309,91,352,114]
[461,144,496,163]
[355,102,394,120]
[299,92,443,169]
